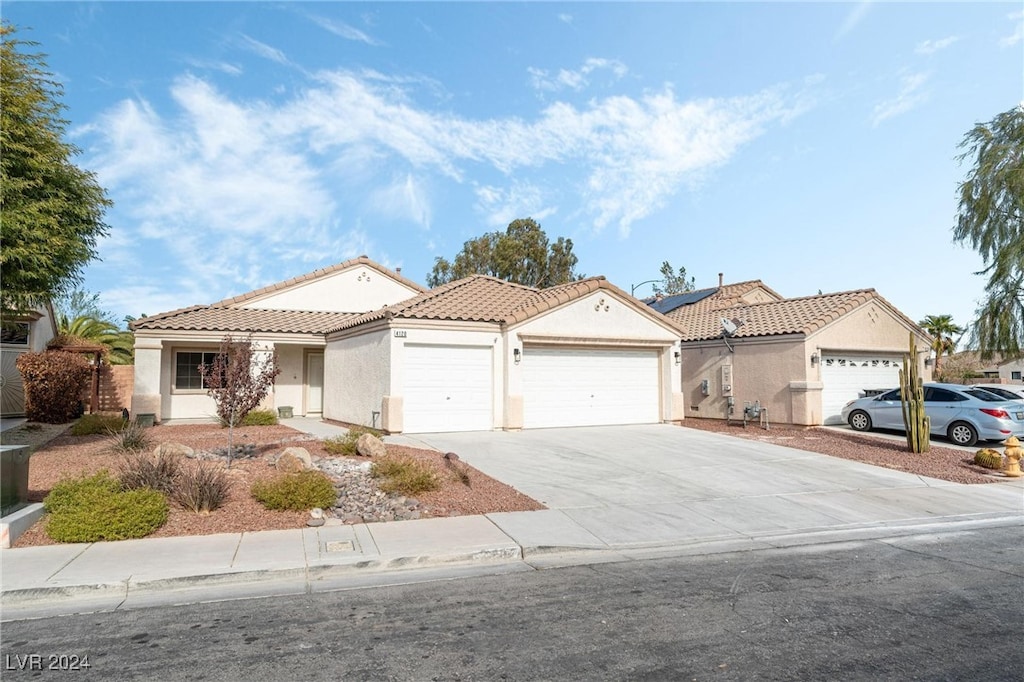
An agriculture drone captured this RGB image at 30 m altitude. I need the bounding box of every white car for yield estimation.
[970,384,1024,401]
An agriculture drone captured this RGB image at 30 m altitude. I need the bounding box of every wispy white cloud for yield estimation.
[236,34,290,66]
[871,72,929,126]
[183,58,243,76]
[1001,10,1023,48]
[915,36,959,55]
[81,66,808,303]
[474,182,557,229]
[306,13,381,46]
[835,1,873,42]
[558,13,573,25]
[528,58,628,93]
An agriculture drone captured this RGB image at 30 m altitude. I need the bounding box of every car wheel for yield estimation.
[848,410,872,432]
[947,421,978,447]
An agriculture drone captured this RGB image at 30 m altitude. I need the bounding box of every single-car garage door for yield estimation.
[820,354,903,425]
[522,347,660,429]
[403,344,493,433]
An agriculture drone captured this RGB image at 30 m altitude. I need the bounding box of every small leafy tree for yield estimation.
[652,261,696,296]
[199,335,280,466]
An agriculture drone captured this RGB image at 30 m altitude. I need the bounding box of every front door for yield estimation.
[305,352,324,416]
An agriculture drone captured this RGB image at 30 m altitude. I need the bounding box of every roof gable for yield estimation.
[215,256,427,312]
[646,279,783,315]
[670,288,923,342]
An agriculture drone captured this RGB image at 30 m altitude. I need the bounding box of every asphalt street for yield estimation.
[3,522,1022,681]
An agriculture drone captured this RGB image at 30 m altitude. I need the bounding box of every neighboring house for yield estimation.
[325,275,685,433]
[131,258,686,433]
[997,358,1024,384]
[130,257,427,423]
[0,304,58,418]
[655,279,932,426]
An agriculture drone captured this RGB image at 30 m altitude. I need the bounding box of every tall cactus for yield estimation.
[899,333,930,453]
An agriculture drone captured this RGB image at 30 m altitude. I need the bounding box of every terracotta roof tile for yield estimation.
[132,307,362,335]
[329,275,687,334]
[668,288,920,342]
[213,256,427,307]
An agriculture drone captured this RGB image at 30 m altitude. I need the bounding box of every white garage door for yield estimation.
[522,348,660,429]
[820,355,903,425]
[402,344,493,433]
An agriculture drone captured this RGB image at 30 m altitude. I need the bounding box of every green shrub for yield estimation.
[251,471,336,511]
[15,351,91,424]
[43,471,168,542]
[973,448,1004,470]
[238,409,278,426]
[174,462,232,513]
[371,455,440,495]
[119,451,181,494]
[323,426,384,456]
[72,413,128,436]
[108,420,152,454]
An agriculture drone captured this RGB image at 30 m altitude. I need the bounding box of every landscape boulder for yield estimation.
[277,446,313,473]
[154,442,195,459]
[355,433,387,458]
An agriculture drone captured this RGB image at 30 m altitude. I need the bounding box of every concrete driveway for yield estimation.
[395,424,1024,552]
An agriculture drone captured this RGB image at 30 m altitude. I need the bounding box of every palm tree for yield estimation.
[56,314,134,365]
[919,315,965,376]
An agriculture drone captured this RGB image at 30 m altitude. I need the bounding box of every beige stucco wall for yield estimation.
[324,328,391,429]
[239,265,419,312]
[999,360,1024,383]
[681,336,808,424]
[808,302,929,360]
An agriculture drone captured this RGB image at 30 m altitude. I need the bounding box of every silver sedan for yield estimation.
[841,382,1024,447]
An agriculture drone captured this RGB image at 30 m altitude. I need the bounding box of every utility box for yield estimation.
[721,365,733,397]
[1,445,32,517]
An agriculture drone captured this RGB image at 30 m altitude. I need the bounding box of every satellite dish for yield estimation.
[721,318,739,336]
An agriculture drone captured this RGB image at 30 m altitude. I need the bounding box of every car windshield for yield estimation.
[964,388,1006,402]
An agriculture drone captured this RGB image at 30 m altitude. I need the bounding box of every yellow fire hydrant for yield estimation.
[1003,436,1022,478]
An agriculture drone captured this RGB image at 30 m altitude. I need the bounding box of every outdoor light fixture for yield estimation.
[810,352,820,366]
[924,357,933,368]
[513,348,521,364]
[674,351,681,365]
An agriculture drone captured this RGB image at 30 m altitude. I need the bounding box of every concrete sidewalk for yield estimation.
[2,420,1022,621]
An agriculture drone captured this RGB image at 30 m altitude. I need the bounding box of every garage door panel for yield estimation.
[821,355,902,425]
[522,348,659,429]
[403,345,493,433]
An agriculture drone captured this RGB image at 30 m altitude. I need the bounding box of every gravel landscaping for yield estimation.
[680,419,1008,484]
[2,422,544,548]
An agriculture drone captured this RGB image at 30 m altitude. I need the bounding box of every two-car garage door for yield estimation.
[522,348,660,429]
[401,344,663,432]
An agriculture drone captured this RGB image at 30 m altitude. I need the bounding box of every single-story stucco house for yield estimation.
[130,257,686,433]
[1,304,58,417]
[653,277,933,426]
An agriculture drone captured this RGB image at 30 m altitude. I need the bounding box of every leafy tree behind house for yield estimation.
[918,314,965,375]
[953,106,1024,359]
[652,261,696,296]
[427,218,582,288]
[0,24,111,317]
[199,336,280,466]
[54,290,135,364]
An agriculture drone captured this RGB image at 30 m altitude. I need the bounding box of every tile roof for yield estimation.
[213,256,427,307]
[668,288,920,342]
[643,280,783,315]
[131,306,362,335]
[329,275,686,334]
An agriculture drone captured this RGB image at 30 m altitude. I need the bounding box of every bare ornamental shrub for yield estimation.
[118,451,181,494]
[108,420,152,454]
[199,335,280,466]
[174,462,232,513]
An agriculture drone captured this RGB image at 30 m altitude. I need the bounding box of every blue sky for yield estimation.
[7,2,1022,336]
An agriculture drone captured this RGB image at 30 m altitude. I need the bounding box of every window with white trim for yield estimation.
[175,351,218,390]
[1013,371,1022,381]
[0,322,30,346]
